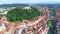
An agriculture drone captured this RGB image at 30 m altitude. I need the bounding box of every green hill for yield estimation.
[6,6,42,23]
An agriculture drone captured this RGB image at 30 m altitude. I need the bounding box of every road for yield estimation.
[18,16,45,34]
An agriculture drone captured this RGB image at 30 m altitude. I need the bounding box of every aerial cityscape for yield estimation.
[0,0,60,34]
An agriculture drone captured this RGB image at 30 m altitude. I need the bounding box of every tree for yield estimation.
[6,7,42,23]
[47,20,52,27]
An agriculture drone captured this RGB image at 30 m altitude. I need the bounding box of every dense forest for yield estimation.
[6,7,42,23]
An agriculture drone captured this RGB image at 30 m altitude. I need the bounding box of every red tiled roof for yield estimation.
[0,32,4,34]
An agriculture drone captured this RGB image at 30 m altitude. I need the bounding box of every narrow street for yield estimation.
[42,27,49,34]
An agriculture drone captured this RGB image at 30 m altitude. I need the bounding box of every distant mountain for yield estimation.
[0,4,29,8]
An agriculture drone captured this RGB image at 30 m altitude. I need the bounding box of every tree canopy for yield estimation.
[6,7,42,23]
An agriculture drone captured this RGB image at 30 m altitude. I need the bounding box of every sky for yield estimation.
[0,0,60,4]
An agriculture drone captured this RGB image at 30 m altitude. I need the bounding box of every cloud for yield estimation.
[19,0,60,3]
[0,0,20,4]
[0,0,60,4]
[0,0,7,2]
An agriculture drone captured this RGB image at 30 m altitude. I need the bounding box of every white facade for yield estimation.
[0,7,16,14]
[0,23,6,31]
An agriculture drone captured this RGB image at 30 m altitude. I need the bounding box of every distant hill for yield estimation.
[31,3,60,8]
[0,3,60,8]
[0,4,29,8]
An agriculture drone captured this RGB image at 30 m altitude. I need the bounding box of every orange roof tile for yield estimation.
[6,22,16,27]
